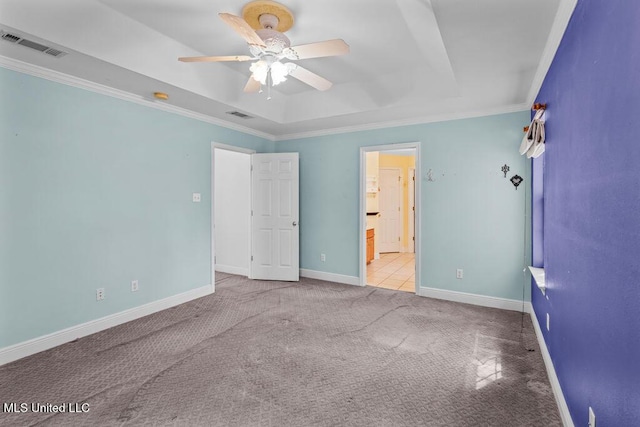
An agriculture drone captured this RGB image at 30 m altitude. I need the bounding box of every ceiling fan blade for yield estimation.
[285,39,349,60]
[178,55,253,63]
[219,13,266,48]
[244,75,261,93]
[288,65,333,91]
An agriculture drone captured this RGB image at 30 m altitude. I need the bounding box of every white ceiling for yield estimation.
[0,0,574,140]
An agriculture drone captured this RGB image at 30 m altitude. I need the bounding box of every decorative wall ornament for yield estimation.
[510,174,523,190]
[519,103,547,158]
[427,168,436,182]
[501,164,510,178]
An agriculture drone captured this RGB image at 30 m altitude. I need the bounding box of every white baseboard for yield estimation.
[0,284,214,366]
[300,269,360,286]
[417,286,531,313]
[215,264,249,277]
[530,305,574,427]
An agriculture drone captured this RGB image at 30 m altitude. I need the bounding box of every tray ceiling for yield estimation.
[0,0,575,140]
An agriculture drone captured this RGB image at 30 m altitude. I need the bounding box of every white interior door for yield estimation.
[251,153,299,281]
[379,168,401,253]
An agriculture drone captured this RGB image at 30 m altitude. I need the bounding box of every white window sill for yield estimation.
[528,266,546,295]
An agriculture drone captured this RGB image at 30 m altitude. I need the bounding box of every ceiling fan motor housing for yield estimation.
[253,29,291,55]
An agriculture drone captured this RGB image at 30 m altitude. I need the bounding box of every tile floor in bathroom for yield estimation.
[366,252,415,293]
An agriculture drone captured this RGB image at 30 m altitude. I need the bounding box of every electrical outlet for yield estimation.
[96,288,105,301]
[320,253,326,262]
[192,193,201,203]
[131,280,139,292]
[546,313,550,331]
[589,407,596,427]
[456,269,464,279]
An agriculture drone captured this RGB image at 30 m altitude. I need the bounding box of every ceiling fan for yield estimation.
[178,0,349,98]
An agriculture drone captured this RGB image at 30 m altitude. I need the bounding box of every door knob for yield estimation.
[293,221,297,226]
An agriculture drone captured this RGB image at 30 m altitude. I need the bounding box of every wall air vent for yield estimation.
[1,31,67,58]
[226,111,253,119]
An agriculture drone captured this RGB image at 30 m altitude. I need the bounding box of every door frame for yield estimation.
[408,167,415,253]
[359,142,421,293]
[211,142,255,291]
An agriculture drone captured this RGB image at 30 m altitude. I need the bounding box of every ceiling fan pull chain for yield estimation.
[267,71,272,100]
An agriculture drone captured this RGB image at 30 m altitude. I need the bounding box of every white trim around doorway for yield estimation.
[408,167,415,253]
[359,142,421,293]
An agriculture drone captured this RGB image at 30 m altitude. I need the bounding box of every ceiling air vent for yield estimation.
[44,48,65,57]
[226,111,253,119]
[1,33,21,43]
[1,31,67,58]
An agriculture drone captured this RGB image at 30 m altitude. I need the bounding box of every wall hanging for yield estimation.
[519,103,546,158]
[501,164,510,178]
[510,174,523,190]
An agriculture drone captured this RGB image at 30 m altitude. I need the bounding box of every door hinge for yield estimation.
[412,176,415,181]
[412,206,415,211]
[398,237,401,242]
[251,165,253,171]
[398,207,400,212]
[398,176,401,182]
[251,210,253,216]
[251,255,253,261]
[412,236,415,241]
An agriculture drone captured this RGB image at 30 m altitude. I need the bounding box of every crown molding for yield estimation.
[2,31,571,145]
[526,0,578,105]
[0,55,276,141]
[273,103,530,141]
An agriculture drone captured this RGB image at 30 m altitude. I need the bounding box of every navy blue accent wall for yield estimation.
[532,0,640,425]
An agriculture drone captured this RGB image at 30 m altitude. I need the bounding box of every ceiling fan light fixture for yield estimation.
[250,60,269,85]
[270,61,289,85]
[251,60,297,88]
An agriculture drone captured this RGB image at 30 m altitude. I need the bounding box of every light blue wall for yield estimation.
[276,112,531,301]
[0,65,532,349]
[0,67,270,348]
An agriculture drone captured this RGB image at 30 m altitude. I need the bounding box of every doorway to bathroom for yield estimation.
[359,143,420,293]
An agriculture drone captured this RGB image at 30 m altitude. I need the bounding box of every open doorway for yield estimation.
[211,143,254,287]
[360,143,420,293]
[211,143,300,287]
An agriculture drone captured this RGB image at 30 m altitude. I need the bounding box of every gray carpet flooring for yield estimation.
[0,274,561,426]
